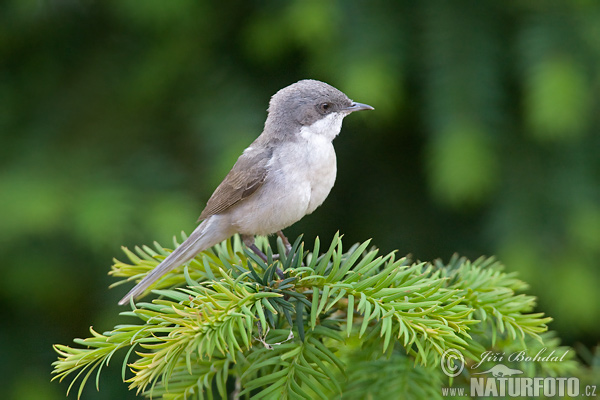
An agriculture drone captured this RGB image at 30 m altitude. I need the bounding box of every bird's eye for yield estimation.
[318,102,332,113]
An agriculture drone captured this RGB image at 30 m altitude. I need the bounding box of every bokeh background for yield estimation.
[1,1,599,398]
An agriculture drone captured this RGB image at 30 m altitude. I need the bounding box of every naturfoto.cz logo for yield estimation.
[440,348,597,398]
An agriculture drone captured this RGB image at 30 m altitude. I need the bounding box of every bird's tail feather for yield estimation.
[118,216,232,305]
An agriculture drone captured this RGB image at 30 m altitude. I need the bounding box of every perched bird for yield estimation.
[119,79,373,305]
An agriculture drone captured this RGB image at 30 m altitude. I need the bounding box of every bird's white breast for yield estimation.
[297,113,342,213]
[231,113,343,235]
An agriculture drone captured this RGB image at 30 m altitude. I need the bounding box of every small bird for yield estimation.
[119,79,373,305]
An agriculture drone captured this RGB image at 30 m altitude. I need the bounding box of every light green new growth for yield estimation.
[52,233,570,399]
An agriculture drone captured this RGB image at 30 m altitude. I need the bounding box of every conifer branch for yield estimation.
[52,233,578,399]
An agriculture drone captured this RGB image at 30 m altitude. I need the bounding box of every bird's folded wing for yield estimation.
[198,148,271,221]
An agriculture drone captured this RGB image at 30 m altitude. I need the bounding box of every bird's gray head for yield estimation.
[264,79,373,140]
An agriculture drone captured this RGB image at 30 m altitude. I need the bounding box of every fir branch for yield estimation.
[437,255,553,344]
[52,233,569,399]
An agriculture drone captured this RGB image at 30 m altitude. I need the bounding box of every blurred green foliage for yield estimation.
[1,1,599,399]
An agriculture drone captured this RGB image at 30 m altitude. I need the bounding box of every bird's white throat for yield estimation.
[299,112,345,142]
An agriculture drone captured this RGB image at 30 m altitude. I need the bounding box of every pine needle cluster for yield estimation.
[52,233,580,399]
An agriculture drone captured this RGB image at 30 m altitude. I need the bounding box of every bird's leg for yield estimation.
[277,230,292,254]
[277,230,306,269]
[249,243,269,262]
[242,234,284,279]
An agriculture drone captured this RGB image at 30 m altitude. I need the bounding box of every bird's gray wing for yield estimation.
[198,147,271,221]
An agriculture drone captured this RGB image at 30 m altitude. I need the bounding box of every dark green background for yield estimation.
[1,1,598,399]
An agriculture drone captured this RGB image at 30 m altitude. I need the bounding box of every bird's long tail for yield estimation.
[118,215,233,305]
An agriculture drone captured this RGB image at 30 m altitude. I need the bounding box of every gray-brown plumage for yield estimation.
[198,147,271,220]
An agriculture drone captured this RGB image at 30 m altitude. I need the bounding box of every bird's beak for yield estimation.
[343,102,375,113]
